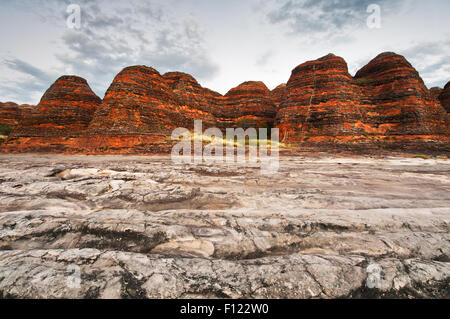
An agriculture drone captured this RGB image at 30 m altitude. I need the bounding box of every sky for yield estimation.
[0,0,449,104]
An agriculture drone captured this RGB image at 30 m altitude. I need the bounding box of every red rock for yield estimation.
[162,72,220,128]
[276,52,449,144]
[270,84,287,108]
[355,52,448,139]
[430,87,443,102]
[217,81,277,130]
[2,54,449,154]
[276,54,365,143]
[0,102,34,127]
[3,76,101,152]
[439,82,450,113]
[84,66,217,153]
[15,76,100,137]
[88,66,180,136]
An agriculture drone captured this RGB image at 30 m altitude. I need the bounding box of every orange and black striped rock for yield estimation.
[78,68,222,153]
[2,76,101,152]
[355,52,448,139]
[430,87,443,102]
[276,52,449,144]
[162,72,220,128]
[439,82,450,113]
[0,102,34,127]
[217,81,277,130]
[88,66,180,136]
[270,84,287,108]
[2,53,449,154]
[11,76,100,138]
[276,54,365,143]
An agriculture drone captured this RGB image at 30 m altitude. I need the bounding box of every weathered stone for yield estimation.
[0,102,34,127]
[217,81,277,130]
[2,76,101,152]
[355,52,448,139]
[276,53,365,143]
[439,82,450,113]
[0,154,448,299]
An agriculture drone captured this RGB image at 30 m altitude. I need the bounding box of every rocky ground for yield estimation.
[0,154,448,299]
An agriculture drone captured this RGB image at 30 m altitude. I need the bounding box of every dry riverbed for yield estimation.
[0,154,449,299]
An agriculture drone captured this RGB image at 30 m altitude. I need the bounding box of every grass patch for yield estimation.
[413,155,431,160]
[175,132,287,148]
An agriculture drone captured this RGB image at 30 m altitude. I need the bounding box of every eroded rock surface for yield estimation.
[0,102,34,127]
[277,53,449,145]
[3,52,447,155]
[440,82,450,113]
[217,81,277,130]
[2,76,101,152]
[0,155,448,299]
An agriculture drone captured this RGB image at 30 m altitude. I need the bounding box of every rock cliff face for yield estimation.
[440,82,450,113]
[162,72,220,129]
[88,66,178,136]
[430,87,443,102]
[276,52,449,145]
[354,52,448,139]
[3,76,101,152]
[276,54,365,143]
[270,84,287,108]
[0,102,33,127]
[76,73,279,153]
[1,52,449,154]
[79,67,222,154]
[217,81,277,130]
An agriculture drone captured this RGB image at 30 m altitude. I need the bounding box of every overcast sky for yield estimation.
[0,0,449,104]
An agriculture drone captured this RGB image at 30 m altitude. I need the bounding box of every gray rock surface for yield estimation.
[0,154,449,299]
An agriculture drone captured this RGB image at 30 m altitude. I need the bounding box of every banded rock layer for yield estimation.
[73,70,279,153]
[277,53,449,144]
[440,82,450,113]
[1,52,449,154]
[354,52,448,139]
[3,76,101,152]
[217,81,277,130]
[277,54,365,142]
[0,102,34,127]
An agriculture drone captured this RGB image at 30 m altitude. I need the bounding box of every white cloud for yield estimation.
[0,0,449,104]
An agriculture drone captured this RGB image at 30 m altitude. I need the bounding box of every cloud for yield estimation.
[0,0,448,103]
[57,0,218,95]
[0,58,57,103]
[1,0,219,102]
[4,59,54,83]
[400,38,450,88]
[264,0,401,38]
[255,51,274,67]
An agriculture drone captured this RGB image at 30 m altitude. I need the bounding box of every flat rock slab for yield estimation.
[0,154,449,299]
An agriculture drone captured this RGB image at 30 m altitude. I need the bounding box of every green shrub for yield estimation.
[236,119,254,128]
[354,78,373,85]
[0,122,13,136]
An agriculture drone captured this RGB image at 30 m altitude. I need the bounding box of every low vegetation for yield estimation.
[0,122,12,136]
[413,155,431,160]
